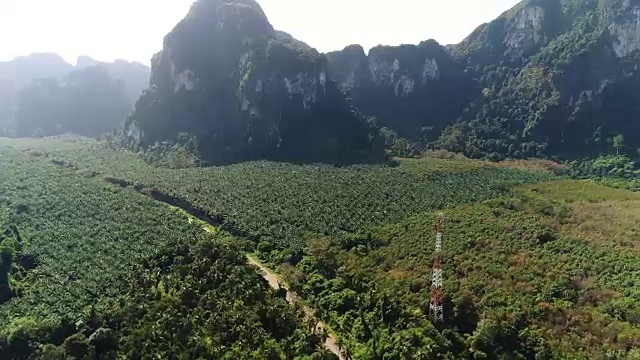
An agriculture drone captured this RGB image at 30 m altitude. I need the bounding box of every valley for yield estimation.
[1,136,637,358]
[1,0,640,358]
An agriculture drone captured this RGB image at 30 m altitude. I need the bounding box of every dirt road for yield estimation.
[200,216,344,358]
[246,255,345,359]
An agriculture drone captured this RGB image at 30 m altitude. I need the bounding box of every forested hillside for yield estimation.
[327,0,640,161]
[14,66,131,137]
[441,0,640,159]
[326,41,475,141]
[7,0,640,164]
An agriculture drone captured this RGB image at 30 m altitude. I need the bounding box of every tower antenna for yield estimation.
[430,213,444,324]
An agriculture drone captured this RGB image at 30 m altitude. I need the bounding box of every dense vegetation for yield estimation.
[570,155,640,191]
[0,144,327,359]
[325,0,640,161]
[2,0,640,357]
[2,136,639,358]
[440,0,640,160]
[0,225,24,304]
[281,181,640,358]
[7,137,553,251]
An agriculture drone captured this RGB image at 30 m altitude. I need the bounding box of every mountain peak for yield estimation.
[188,0,268,15]
[125,0,383,165]
[0,53,72,87]
[76,56,100,69]
[451,0,565,64]
[181,0,273,35]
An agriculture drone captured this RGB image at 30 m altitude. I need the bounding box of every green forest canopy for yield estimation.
[1,136,637,358]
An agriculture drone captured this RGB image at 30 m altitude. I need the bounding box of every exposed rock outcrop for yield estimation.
[326,40,476,139]
[437,0,640,159]
[125,0,384,165]
[324,0,640,160]
[452,0,565,65]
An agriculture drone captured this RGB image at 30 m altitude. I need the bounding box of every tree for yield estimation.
[0,227,20,303]
[62,333,90,359]
[613,134,625,155]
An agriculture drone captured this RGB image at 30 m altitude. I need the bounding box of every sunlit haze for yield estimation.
[0,0,520,64]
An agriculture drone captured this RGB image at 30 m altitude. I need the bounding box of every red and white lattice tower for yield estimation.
[430,214,444,323]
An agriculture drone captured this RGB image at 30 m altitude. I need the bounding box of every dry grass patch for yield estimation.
[386,267,412,280]
[520,180,640,203]
[563,200,640,250]
[395,156,488,176]
[420,150,566,174]
[492,159,568,174]
[517,180,640,250]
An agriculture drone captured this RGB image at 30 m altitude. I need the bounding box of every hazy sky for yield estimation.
[0,0,520,65]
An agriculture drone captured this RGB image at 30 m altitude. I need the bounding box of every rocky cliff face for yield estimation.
[326,40,476,140]
[607,0,640,57]
[452,0,565,65]
[325,0,640,160]
[439,0,640,159]
[126,0,383,165]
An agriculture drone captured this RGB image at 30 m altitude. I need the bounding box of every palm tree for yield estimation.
[613,134,625,155]
[336,338,353,360]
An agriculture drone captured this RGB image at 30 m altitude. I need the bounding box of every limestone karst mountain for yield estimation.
[124,0,384,165]
[0,54,149,138]
[327,0,640,160]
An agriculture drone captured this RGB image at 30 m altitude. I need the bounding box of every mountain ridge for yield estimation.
[5,0,640,164]
[326,0,640,160]
[0,53,150,137]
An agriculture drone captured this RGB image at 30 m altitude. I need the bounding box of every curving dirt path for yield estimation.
[246,255,344,359]
[201,216,345,358]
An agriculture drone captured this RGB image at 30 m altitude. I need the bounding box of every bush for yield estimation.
[571,155,640,180]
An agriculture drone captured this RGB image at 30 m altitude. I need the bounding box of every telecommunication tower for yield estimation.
[429,213,444,323]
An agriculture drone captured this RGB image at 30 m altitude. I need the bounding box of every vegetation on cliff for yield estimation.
[125,0,384,165]
[327,0,640,162]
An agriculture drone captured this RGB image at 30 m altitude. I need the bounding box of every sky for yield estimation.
[0,0,521,65]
